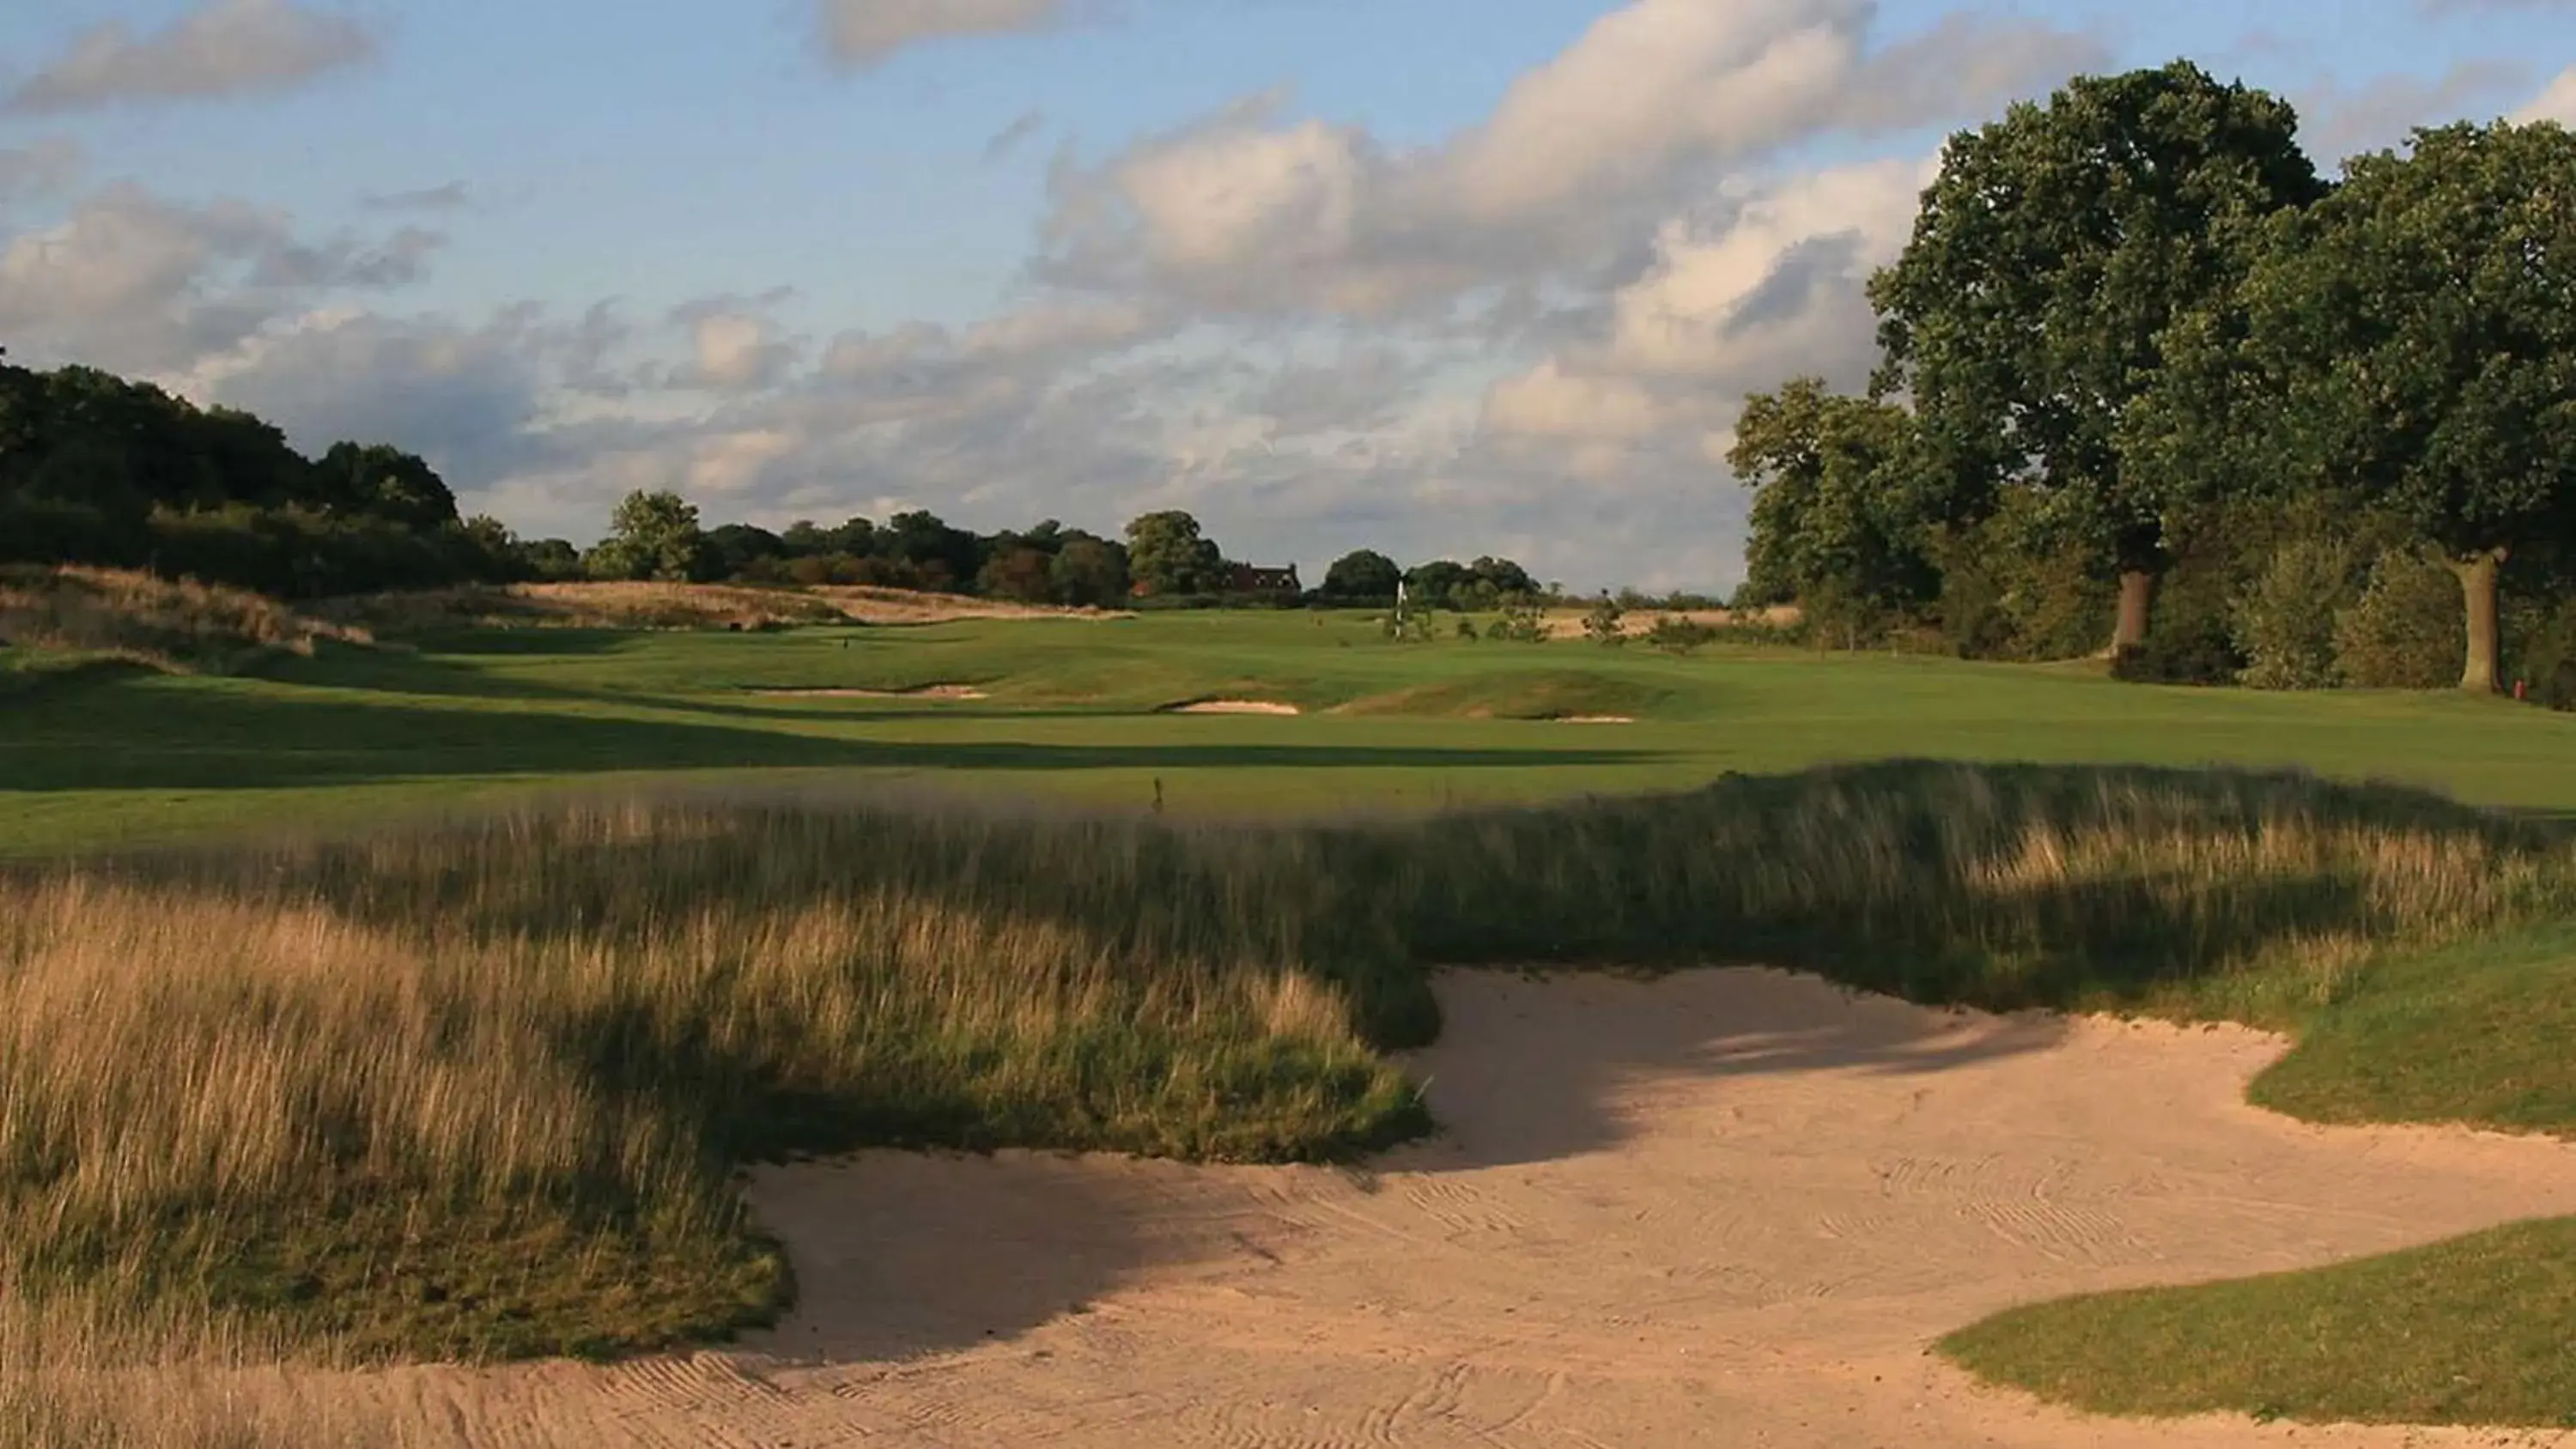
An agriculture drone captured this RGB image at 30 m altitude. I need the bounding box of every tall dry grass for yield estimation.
[3,761,2571,1442]
[0,566,370,675]
[313,581,1123,635]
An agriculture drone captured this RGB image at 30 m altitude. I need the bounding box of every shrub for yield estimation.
[2336,549,2463,688]
[1644,614,1719,656]
[2506,595,2576,710]
[1582,596,1626,646]
[1485,597,1548,644]
[2234,539,2356,690]
[2111,555,2244,686]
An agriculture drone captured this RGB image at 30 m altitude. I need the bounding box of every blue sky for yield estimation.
[0,0,2564,590]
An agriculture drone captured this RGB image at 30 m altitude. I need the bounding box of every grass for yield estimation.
[0,565,371,676]
[5,765,2570,1361]
[4,607,2573,856]
[1940,924,2576,1428]
[1942,1219,2576,1428]
[6,601,2576,1439]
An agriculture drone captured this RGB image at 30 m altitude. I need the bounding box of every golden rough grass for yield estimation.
[3,763,2571,1446]
[317,581,1131,634]
[0,565,370,675]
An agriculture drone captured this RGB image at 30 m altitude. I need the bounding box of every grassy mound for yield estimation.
[316,581,854,634]
[1340,668,1668,720]
[319,582,1120,637]
[0,566,370,676]
[1944,1213,2576,1428]
[1941,924,2576,1428]
[5,761,2571,1392]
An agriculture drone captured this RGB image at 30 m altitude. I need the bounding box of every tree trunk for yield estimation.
[2111,570,2156,654]
[2448,547,2508,694]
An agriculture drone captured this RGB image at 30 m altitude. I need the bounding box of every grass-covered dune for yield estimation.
[5,760,2570,1386]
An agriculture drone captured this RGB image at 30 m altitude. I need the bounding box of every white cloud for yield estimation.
[2518,65,2576,123]
[0,183,444,374]
[817,0,1067,68]
[683,312,798,392]
[1036,0,2097,318]
[3,0,378,115]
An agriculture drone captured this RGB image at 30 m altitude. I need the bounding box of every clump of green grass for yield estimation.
[1937,921,2576,1428]
[1941,1216,2576,1428]
[0,565,371,676]
[3,760,2571,1419]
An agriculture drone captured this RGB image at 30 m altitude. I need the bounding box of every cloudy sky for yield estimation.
[0,0,2566,591]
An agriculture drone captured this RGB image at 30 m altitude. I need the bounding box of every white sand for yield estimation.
[1169,700,1302,715]
[230,969,2576,1447]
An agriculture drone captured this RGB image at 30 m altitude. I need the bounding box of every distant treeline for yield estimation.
[1730,64,2576,703]
[0,350,1583,615]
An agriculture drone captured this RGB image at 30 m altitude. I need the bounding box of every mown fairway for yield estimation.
[5,609,2573,855]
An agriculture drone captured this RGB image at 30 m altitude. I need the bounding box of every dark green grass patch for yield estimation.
[1943,1215,2576,1428]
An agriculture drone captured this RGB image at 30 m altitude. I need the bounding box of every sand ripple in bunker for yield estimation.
[232,970,2576,1448]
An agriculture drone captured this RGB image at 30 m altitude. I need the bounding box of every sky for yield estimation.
[0,0,2567,592]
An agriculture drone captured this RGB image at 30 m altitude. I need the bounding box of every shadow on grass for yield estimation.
[0,682,1662,791]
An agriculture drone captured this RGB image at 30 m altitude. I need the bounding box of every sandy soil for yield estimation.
[809,587,1133,626]
[1539,604,1802,640]
[237,969,2576,1447]
[1169,699,1303,715]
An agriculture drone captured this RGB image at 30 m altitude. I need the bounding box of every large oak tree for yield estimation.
[2223,120,2576,692]
[1868,61,2325,653]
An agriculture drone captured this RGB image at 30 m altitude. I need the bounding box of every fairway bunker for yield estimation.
[750,684,990,700]
[251,970,2576,1447]
[1163,699,1302,715]
[1548,713,1636,724]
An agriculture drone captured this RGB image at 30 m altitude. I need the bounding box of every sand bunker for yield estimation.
[228,970,2576,1447]
[750,684,989,700]
[1550,713,1635,724]
[1167,699,1302,715]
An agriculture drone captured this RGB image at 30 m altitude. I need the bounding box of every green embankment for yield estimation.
[1941,926,2576,1428]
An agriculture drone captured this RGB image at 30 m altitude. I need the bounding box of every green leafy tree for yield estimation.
[1123,510,1221,596]
[589,489,708,582]
[976,545,1057,604]
[2228,121,2576,691]
[1321,549,1402,600]
[1048,536,1129,607]
[1869,60,2326,653]
[313,442,459,532]
[1729,378,1935,644]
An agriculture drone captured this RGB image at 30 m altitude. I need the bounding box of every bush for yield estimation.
[2111,556,2244,687]
[1485,597,1548,644]
[2336,549,2462,688]
[2506,595,2576,710]
[1582,596,1626,646]
[1644,614,1719,656]
[2234,539,2356,690]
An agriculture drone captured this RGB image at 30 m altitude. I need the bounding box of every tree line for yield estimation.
[0,352,1546,613]
[1733,62,2576,702]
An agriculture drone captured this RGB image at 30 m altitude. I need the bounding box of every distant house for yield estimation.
[1224,563,1302,597]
